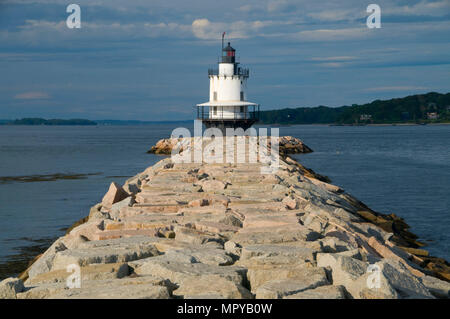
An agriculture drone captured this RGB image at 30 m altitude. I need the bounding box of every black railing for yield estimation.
[208,67,249,77]
[216,56,241,64]
[196,105,260,121]
[237,68,249,77]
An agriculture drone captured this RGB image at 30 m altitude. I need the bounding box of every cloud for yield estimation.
[192,18,267,40]
[309,56,358,67]
[318,62,346,68]
[14,91,51,99]
[3,2,449,49]
[310,56,357,62]
[308,9,362,22]
[0,19,193,49]
[295,27,370,41]
[384,0,450,17]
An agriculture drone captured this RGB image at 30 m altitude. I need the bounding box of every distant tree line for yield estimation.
[259,92,450,125]
[2,118,97,126]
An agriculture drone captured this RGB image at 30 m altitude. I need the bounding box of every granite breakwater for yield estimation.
[1,136,449,299]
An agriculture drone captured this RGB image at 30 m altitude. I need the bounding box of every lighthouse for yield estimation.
[196,37,259,133]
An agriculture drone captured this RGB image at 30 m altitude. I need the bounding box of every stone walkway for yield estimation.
[2,138,449,299]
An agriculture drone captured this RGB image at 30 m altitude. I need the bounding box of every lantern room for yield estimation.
[222,42,236,63]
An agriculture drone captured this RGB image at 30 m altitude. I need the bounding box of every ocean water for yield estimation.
[0,124,449,279]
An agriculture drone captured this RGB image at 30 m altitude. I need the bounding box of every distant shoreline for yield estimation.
[262,122,450,127]
[0,118,192,126]
[330,122,450,127]
[2,121,450,127]
[1,118,97,126]
[259,92,450,125]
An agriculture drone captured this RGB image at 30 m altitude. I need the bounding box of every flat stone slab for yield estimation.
[241,244,315,262]
[92,229,160,240]
[76,236,162,248]
[194,221,240,233]
[174,226,225,245]
[131,247,234,267]
[20,276,172,299]
[231,225,320,245]
[255,267,330,299]
[173,275,253,299]
[242,212,299,229]
[51,237,161,270]
[284,285,347,299]
[171,248,234,266]
[131,256,247,286]
[26,263,130,285]
[243,264,319,291]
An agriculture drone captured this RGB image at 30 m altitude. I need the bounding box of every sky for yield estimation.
[0,0,449,121]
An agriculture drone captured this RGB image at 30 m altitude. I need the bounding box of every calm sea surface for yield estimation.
[0,124,449,279]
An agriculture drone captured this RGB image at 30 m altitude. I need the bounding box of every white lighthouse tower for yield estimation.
[196,38,259,132]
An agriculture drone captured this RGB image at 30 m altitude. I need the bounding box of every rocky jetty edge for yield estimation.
[147,136,314,156]
[2,136,449,299]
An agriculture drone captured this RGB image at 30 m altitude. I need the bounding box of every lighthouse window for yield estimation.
[213,92,217,101]
[240,91,244,101]
[213,107,217,115]
[240,106,244,113]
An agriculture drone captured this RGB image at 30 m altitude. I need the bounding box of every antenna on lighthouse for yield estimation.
[222,32,226,50]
